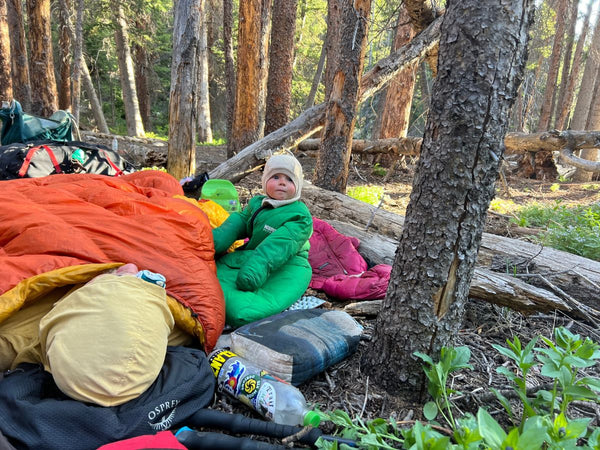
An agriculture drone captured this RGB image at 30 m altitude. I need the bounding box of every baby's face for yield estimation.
[265,173,296,200]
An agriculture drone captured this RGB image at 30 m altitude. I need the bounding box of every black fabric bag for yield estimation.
[0,140,136,180]
[0,346,215,450]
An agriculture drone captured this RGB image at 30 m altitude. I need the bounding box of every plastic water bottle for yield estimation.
[208,348,321,427]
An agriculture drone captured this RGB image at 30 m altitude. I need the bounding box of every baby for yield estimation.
[212,154,313,327]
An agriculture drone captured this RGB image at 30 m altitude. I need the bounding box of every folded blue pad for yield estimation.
[230,309,363,386]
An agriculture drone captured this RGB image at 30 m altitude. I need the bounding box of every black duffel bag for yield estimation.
[0,140,136,180]
[0,346,216,450]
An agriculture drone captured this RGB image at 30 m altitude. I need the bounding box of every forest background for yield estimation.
[1,0,600,163]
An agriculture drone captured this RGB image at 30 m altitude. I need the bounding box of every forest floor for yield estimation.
[195,145,600,445]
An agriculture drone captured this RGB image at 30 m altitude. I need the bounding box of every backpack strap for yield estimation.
[18,145,63,177]
[98,149,124,176]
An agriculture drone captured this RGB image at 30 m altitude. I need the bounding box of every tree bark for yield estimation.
[571,12,600,182]
[57,0,71,111]
[371,5,416,141]
[229,0,271,154]
[168,0,200,180]
[555,0,591,130]
[133,17,152,132]
[537,0,568,131]
[6,0,30,111]
[197,2,213,143]
[26,0,58,117]
[113,1,145,137]
[298,131,600,167]
[223,0,235,157]
[58,0,107,133]
[362,0,532,398]
[265,0,298,135]
[304,37,326,110]
[71,0,83,124]
[553,0,578,129]
[403,0,439,74]
[208,15,442,182]
[314,0,371,193]
[0,0,13,103]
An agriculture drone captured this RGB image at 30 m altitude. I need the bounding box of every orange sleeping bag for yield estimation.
[0,170,225,351]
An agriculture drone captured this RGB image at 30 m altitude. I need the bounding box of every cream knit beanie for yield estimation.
[261,154,303,208]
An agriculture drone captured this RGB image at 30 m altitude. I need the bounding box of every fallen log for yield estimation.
[298,131,600,170]
[302,183,600,308]
[327,219,597,322]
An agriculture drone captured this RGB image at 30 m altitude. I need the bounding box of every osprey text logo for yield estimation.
[263,224,276,234]
[147,399,180,431]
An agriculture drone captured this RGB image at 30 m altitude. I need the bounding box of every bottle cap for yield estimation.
[303,411,321,427]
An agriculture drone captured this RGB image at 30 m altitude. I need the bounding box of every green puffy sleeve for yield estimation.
[236,203,312,291]
[212,203,253,255]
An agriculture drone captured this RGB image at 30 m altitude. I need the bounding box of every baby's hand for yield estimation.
[236,265,266,291]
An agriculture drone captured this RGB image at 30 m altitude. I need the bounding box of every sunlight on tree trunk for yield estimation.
[6,0,31,111]
[26,0,58,116]
[197,2,213,144]
[0,0,13,103]
[113,1,145,137]
[168,0,200,180]
[229,0,271,154]
[314,0,371,193]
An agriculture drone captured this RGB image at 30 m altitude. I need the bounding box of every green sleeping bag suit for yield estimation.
[212,154,313,327]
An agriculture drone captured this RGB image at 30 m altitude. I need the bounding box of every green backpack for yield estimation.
[0,100,73,145]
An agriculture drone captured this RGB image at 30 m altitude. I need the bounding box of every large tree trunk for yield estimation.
[197,2,213,143]
[571,12,600,182]
[26,0,58,117]
[555,1,591,130]
[6,0,31,111]
[56,0,71,111]
[264,0,298,135]
[223,0,235,158]
[113,1,145,137]
[168,0,200,180]
[313,0,371,193]
[371,5,416,141]
[208,15,442,182]
[229,0,271,154]
[362,0,532,398]
[0,0,13,103]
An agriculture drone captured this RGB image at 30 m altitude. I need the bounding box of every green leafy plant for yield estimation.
[315,327,600,449]
[372,163,387,177]
[414,346,473,429]
[346,185,384,206]
[491,335,539,424]
[513,202,600,261]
